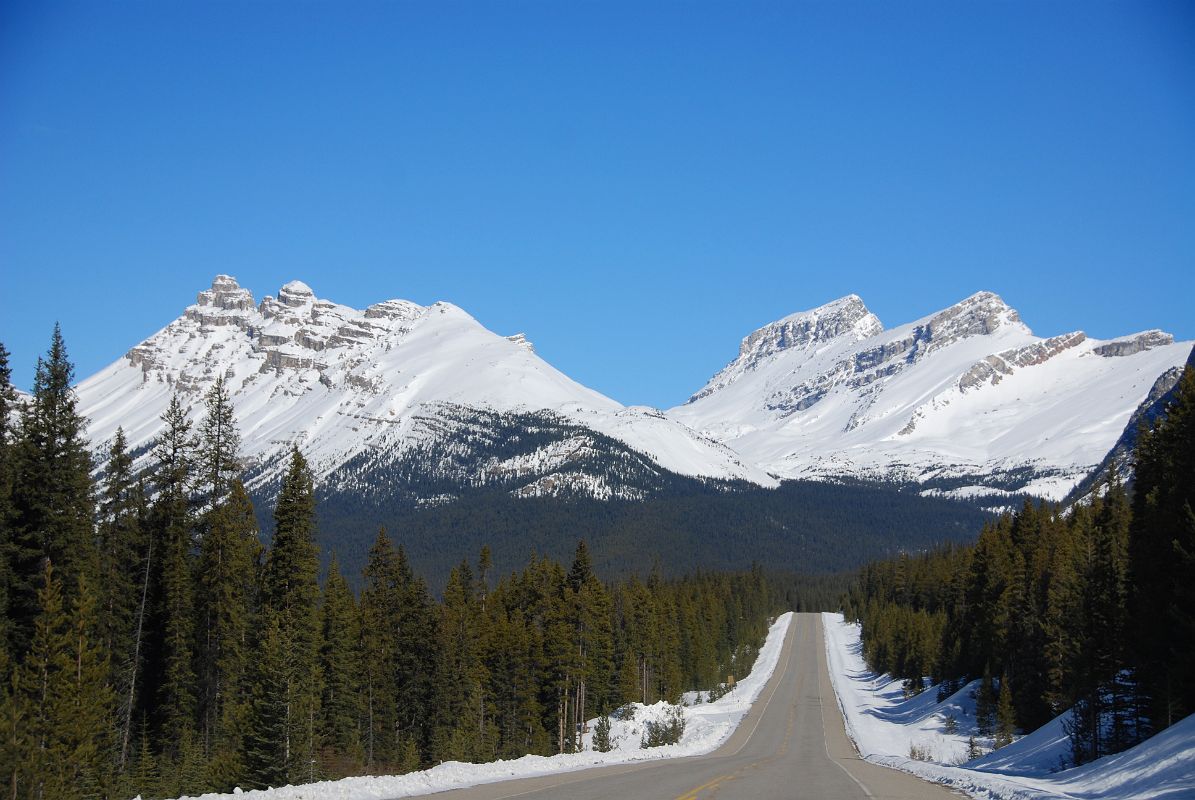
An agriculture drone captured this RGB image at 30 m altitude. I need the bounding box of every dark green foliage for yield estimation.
[258,449,322,784]
[7,326,97,659]
[1128,364,1195,733]
[319,557,362,777]
[197,481,260,788]
[305,456,994,593]
[0,341,16,673]
[196,377,241,512]
[995,675,1016,749]
[241,610,290,789]
[11,563,113,800]
[641,705,686,747]
[145,395,199,753]
[592,714,613,752]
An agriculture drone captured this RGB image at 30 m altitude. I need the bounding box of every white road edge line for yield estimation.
[817,616,876,800]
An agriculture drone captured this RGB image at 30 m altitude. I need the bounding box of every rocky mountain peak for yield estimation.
[737,294,883,364]
[196,274,255,312]
[278,280,315,307]
[921,291,1024,340]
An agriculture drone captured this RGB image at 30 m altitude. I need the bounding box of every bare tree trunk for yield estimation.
[119,536,153,770]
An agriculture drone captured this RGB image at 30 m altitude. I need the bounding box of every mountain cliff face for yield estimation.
[669,292,1193,500]
[76,276,774,502]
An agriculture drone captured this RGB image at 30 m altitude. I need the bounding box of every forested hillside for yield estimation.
[843,363,1195,766]
[0,332,782,799]
[311,475,994,592]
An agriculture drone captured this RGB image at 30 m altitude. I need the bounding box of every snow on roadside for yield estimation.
[156,612,792,800]
[821,612,1195,800]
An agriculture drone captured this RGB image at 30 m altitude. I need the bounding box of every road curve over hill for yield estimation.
[416,613,960,800]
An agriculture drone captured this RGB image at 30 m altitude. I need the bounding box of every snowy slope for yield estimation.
[77,276,774,499]
[823,613,1195,800]
[672,293,1192,500]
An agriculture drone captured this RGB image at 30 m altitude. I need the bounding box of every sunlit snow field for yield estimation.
[822,613,1195,799]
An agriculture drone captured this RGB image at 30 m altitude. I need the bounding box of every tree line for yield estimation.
[0,329,781,799]
[842,363,1195,766]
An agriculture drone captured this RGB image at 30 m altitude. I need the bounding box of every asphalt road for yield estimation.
[418,613,960,799]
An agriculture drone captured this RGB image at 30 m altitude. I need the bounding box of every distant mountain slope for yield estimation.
[76,276,774,501]
[1065,344,1195,504]
[670,292,1192,500]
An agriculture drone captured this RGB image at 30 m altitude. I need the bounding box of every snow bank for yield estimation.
[822,612,1195,800]
[157,613,792,800]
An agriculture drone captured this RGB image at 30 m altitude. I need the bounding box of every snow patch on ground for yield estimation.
[822,612,1195,799]
[153,613,792,800]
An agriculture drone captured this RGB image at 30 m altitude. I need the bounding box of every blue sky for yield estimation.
[2,1,1192,408]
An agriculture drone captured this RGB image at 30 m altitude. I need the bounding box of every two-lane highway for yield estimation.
[420,614,959,799]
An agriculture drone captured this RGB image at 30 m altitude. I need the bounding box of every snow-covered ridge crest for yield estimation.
[79,276,776,500]
[671,291,1192,500]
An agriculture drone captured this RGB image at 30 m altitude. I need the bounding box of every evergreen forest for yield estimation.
[0,332,783,799]
[842,363,1195,766]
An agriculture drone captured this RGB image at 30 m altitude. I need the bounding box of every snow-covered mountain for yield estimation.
[669,292,1193,500]
[77,276,774,501]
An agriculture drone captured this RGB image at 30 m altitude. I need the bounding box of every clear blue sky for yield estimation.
[2,1,1192,407]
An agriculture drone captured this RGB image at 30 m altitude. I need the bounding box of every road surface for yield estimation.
[420,612,960,799]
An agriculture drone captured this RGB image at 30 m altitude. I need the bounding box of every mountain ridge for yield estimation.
[669,291,1192,500]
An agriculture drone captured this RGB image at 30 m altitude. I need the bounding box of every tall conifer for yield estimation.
[8,327,97,657]
[260,448,321,783]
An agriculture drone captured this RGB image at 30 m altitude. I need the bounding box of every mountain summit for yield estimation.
[669,293,1191,500]
[78,276,774,502]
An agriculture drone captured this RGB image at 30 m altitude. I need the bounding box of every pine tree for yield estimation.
[196,376,240,512]
[592,714,613,753]
[0,341,17,673]
[995,674,1016,749]
[16,563,114,799]
[242,609,289,789]
[360,530,438,769]
[435,559,492,762]
[8,326,97,658]
[97,426,148,778]
[975,668,996,737]
[319,556,362,777]
[148,395,199,753]
[260,448,322,784]
[198,481,260,788]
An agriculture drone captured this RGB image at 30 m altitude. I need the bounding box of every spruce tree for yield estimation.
[260,448,321,784]
[995,675,1016,749]
[97,427,148,778]
[8,326,97,658]
[16,563,113,800]
[592,714,613,753]
[319,556,362,777]
[197,377,240,512]
[0,342,16,672]
[147,395,199,753]
[242,610,289,789]
[198,481,260,788]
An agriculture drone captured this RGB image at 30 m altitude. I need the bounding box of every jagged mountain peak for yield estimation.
[741,294,883,359]
[910,290,1027,341]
